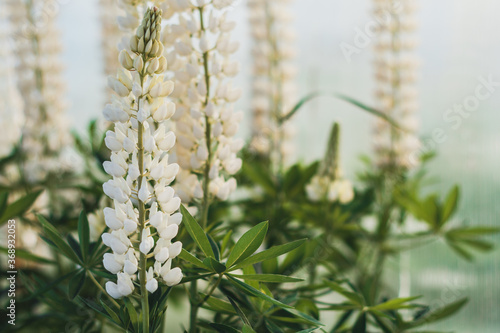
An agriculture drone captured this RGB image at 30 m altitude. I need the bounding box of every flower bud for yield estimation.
[119,50,134,70]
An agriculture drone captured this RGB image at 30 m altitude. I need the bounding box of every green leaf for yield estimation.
[411,298,468,327]
[0,190,43,224]
[0,192,8,213]
[440,186,459,225]
[203,257,226,273]
[37,214,81,264]
[180,205,215,258]
[279,92,400,129]
[210,323,241,333]
[202,294,236,314]
[352,312,366,333]
[242,325,257,333]
[324,280,364,307]
[178,249,207,269]
[227,221,268,267]
[371,296,421,311]
[446,241,473,261]
[230,239,306,271]
[226,275,292,309]
[78,211,90,261]
[100,300,121,324]
[68,270,86,300]
[225,294,252,326]
[229,273,303,283]
[0,246,55,265]
[124,298,138,331]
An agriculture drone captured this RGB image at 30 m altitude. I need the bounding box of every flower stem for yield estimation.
[189,7,212,333]
[88,271,121,308]
[137,68,149,333]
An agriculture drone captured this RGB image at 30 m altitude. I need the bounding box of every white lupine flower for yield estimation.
[0,4,24,159]
[99,0,123,82]
[248,0,298,166]
[372,0,420,170]
[102,7,183,299]
[306,123,354,204]
[8,0,74,183]
[159,1,243,206]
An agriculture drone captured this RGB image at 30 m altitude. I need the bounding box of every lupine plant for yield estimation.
[0,1,498,333]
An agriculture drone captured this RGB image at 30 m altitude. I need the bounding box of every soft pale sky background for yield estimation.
[56,1,500,331]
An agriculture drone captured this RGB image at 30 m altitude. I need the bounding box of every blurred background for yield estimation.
[58,0,500,331]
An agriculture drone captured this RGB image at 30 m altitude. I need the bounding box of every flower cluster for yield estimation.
[372,0,420,170]
[101,7,183,299]
[0,3,24,159]
[8,0,73,183]
[159,0,244,204]
[99,0,123,80]
[248,0,297,166]
[306,123,354,204]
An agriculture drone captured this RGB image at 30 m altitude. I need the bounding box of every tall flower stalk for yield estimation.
[8,0,73,185]
[0,2,24,160]
[159,2,243,331]
[161,0,243,218]
[101,7,183,332]
[372,0,420,172]
[248,0,297,173]
[99,0,122,84]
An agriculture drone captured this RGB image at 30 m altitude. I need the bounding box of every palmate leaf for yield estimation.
[226,221,268,267]
[278,91,400,129]
[409,298,468,328]
[210,323,241,333]
[202,294,237,314]
[0,246,55,265]
[226,275,293,309]
[78,211,90,261]
[37,214,81,264]
[371,296,421,311]
[179,248,207,269]
[228,273,303,283]
[68,269,86,300]
[440,185,459,225]
[203,257,227,273]
[229,239,306,271]
[324,280,365,307]
[0,190,43,225]
[352,312,366,333]
[180,205,215,258]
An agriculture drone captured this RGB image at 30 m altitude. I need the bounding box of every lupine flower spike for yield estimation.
[0,1,24,159]
[306,123,354,204]
[372,0,420,171]
[101,7,183,300]
[8,0,73,183]
[159,0,244,209]
[248,0,297,168]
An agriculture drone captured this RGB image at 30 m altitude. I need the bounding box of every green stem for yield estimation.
[189,8,212,333]
[88,271,121,308]
[137,61,149,333]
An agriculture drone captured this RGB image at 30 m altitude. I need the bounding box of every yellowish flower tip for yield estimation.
[130,6,164,58]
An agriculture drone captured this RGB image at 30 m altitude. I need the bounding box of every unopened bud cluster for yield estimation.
[372,0,420,170]
[306,124,354,204]
[159,0,243,204]
[101,7,183,299]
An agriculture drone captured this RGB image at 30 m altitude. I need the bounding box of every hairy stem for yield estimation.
[190,7,213,333]
[88,271,121,308]
[137,66,149,333]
